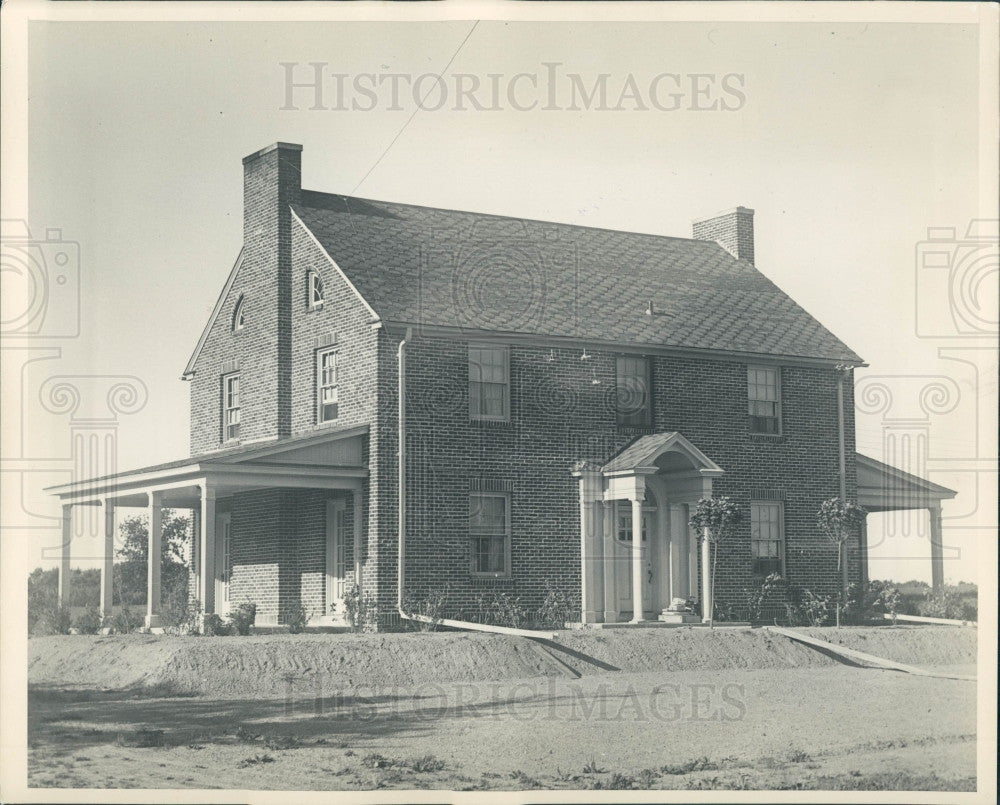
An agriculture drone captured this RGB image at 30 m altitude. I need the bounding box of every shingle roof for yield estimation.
[293,191,863,364]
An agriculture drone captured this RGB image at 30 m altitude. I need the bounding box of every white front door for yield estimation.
[615,506,655,616]
[216,512,232,616]
[326,500,347,618]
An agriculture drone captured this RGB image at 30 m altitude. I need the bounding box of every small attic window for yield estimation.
[232,295,246,332]
[308,270,324,309]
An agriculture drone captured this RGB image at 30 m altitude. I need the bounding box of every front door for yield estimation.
[615,505,655,617]
[215,512,232,616]
[326,500,347,618]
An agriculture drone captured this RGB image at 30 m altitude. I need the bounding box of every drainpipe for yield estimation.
[395,330,556,639]
[836,367,849,596]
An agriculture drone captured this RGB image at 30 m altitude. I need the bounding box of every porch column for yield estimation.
[199,485,217,618]
[145,491,163,629]
[573,464,604,624]
[669,504,686,600]
[701,528,712,623]
[687,509,699,599]
[859,517,869,586]
[602,501,618,623]
[57,504,72,607]
[929,503,944,592]
[100,500,115,619]
[353,489,363,585]
[630,497,644,622]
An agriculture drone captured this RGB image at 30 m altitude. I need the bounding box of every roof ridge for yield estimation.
[297,188,734,249]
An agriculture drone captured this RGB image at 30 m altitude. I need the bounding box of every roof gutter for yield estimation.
[395,330,556,639]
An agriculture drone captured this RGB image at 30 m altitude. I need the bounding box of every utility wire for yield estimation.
[351,20,480,195]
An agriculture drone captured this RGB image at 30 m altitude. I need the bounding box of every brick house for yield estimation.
[49,142,956,631]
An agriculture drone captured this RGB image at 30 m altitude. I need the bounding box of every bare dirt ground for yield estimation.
[27,626,978,791]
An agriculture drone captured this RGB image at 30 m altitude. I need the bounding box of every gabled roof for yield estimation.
[293,191,863,365]
[602,431,725,476]
[183,249,244,379]
[856,453,957,511]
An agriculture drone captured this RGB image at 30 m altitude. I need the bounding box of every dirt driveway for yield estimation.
[29,663,976,791]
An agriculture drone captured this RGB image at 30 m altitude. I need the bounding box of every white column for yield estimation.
[687,507,699,598]
[602,501,618,623]
[630,497,644,622]
[574,466,603,624]
[859,517,869,586]
[929,504,944,592]
[200,485,217,619]
[100,500,115,619]
[669,504,686,600]
[353,489,363,586]
[145,491,163,629]
[701,528,712,623]
[57,504,72,607]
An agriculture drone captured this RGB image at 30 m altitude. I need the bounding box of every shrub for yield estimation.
[73,606,103,634]
[403,584,449,631]
[202,613,231,636]
[918,587,977,621]
[536,580,575,628]
[162,577,198,633]
[343,584,379,631]
[227,601,257,635]
[474,592,527,629]
[844,579,902,624]
[798,589,832,627]
[743,573,783,622]
[283,601,309,634]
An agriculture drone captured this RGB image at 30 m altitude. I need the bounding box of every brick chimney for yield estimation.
[692,206,755,264]
[242,142,302,440]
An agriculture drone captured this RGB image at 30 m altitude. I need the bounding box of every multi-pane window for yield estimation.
[309,271,324,308]
[469,345,509,420]
[223,373,241,441]
[317,348,339,423]
[616,502,649,543]
[616,356,652,426]
[747,365,781,434]
[470,492,510,575]
[750,501,784,576]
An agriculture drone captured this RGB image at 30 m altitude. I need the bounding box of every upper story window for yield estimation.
[308,270,324,309]
[232,295,246,332]
[223,373,241,442]
[616,355,652,427]
[750,500,785,576]
[469,344,509,421]
[470,492,511,576]
[317,348,339,423]
[747,365,781,434]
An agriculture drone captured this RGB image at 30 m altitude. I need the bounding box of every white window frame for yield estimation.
[469,492,511,577]
[747,365,782,435]
[232,295,246,333]
[316,348,339,424]
[616,355,652,427]
[750,500,786,577]
[308,270,324,310]
[468,344,510,422]
[223,372,241,443]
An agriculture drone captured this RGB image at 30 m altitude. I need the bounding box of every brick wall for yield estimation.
[374,332,859,622]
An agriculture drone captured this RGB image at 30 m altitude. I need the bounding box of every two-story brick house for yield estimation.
[49,142,956,631]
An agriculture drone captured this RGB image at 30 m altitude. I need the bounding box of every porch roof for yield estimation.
[46,424,369,506]
[856,453,957,512]
[602,432,725,477]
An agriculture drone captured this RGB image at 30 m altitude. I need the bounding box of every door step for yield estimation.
[658,611,701,624]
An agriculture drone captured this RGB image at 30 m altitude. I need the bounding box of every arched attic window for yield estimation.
[308,270,324,309]
[232,295,246,332]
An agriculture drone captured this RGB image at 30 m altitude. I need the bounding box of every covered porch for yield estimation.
[856,453,957,592]
[46,426,368,630]
[572,432,725,625]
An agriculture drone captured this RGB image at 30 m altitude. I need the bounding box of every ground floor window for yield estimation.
[469,492,510,576]
[751,500,784,576]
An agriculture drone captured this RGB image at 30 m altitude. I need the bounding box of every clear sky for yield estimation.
[12,13,997,584]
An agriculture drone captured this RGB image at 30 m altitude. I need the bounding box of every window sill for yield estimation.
[469,574,514,584]
[470,417,511,426]
[749,432,784,442]
[308,302,325,313]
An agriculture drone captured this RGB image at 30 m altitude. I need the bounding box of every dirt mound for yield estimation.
[792,625,977,665]
[27,625,977,699]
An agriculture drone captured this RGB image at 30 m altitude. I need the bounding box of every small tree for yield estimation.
[689,496,742,628]
[816,498,866,627]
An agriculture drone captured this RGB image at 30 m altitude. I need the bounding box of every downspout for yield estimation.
[836,366,849,596]
[395,330,556,639]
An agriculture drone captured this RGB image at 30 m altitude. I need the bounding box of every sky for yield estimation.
[6,12,997,584]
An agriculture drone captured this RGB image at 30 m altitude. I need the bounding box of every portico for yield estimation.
[46,426,368,630]
[573,432,725,625]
